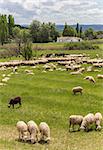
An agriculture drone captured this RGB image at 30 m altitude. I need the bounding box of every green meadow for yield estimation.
[0,42,103,150]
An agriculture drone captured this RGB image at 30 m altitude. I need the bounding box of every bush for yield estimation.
[64,41,99,50]
[21,42,33,60]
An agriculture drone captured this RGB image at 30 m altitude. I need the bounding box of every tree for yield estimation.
[40,23,51,43]
[62,23,76,37]
[13,26,22,51]
[76,23,79,35]
[21,29,31,44]
[62,23,69,36]
[0,15,8,45]
[21,42,33,60]
[29,20,41,43]
[49,22,59,42]
[8,15,14,37]
[84,28,97,40]
[80,26,83,38]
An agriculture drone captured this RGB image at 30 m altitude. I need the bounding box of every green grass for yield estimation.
[0,62,103,149]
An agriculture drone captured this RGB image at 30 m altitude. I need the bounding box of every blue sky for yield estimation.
[0,0,103,25]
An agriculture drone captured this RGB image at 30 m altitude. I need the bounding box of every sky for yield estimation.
[0,0,103,25]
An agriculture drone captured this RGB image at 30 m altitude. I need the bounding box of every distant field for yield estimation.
[0,40,103,61]
[0,60,103,149]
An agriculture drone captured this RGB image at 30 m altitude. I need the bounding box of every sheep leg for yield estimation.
[19,101,22,107]
[69,122,71,132]
[12,104,14,109]
[19,131,22,141]
[72,125,74,131]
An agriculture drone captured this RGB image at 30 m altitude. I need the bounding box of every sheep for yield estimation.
[8,96,21,108]
[95,112,102,131]
[84,76,95,83]
[13,66,18,73]
[80,113,95,131]
[70,71,82,75]
[39,122,50,143]
[27,120,39,143]
[16,121,28,142]
[69,115,83,132]
[97,74,103,79]
[72,86,83,95]
[2,77,10,83]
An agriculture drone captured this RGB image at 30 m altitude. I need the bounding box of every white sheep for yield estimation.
[72,86,83,95]
[39,122,50,143]
[2,77,10,83]
[16,121,28,142]
[84,76,95,83]
[80,113,95,131]
[97,74,103,79]
[69,115,83,131]
[95,112,102,131]
[27,120,39,143]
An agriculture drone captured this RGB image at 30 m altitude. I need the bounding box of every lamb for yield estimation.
[80,113,95,131]
[84,76,95,83]
[95,112,102,131]
[16,121,28,142]
[72,86,83,95]
[69,115,83,132]
[8,96,21,108]
[27,120,39,143]
[39,122,50,143]
[97,74,103,79]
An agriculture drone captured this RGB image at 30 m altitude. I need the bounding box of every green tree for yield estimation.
[0,15,8,45]
[13,26,22,50]
[76,23,79,35]
[62,23,76,37]
[84,28,97,40]
[8,15,14,37]
[40,23,50,43]
[80,26,83,38]
[30,20,41,43]
[49,22,59,42]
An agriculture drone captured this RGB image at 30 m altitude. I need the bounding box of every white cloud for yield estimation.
[0,0,102,24]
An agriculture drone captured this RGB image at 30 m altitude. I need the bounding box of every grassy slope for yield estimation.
[0,63,103,150]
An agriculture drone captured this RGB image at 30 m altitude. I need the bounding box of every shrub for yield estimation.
[64,41,99,50]
[21,42,33,60]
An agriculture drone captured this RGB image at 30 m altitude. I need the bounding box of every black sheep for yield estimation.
[8,97,21,108]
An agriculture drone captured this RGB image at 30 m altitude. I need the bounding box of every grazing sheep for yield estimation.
[70,71,82,75]
[16,121,28,142]
[97,74,103,79]
[95,112,102,131]
[13,66,18,73]
[69,115,83,132]
[72,86,83,95]
[39,122,50,143]
[84,76,95,83]
[27,120,39,143]
[8,96,21,108]
[2,77,10,83]
[80,113,95,131]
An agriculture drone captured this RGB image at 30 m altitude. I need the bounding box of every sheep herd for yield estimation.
[0,53,103,147]
[16,121,50,144]
[69,112,102,132]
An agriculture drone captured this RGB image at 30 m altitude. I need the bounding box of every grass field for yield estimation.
[0,41,103,150]
[0,59,103,149]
